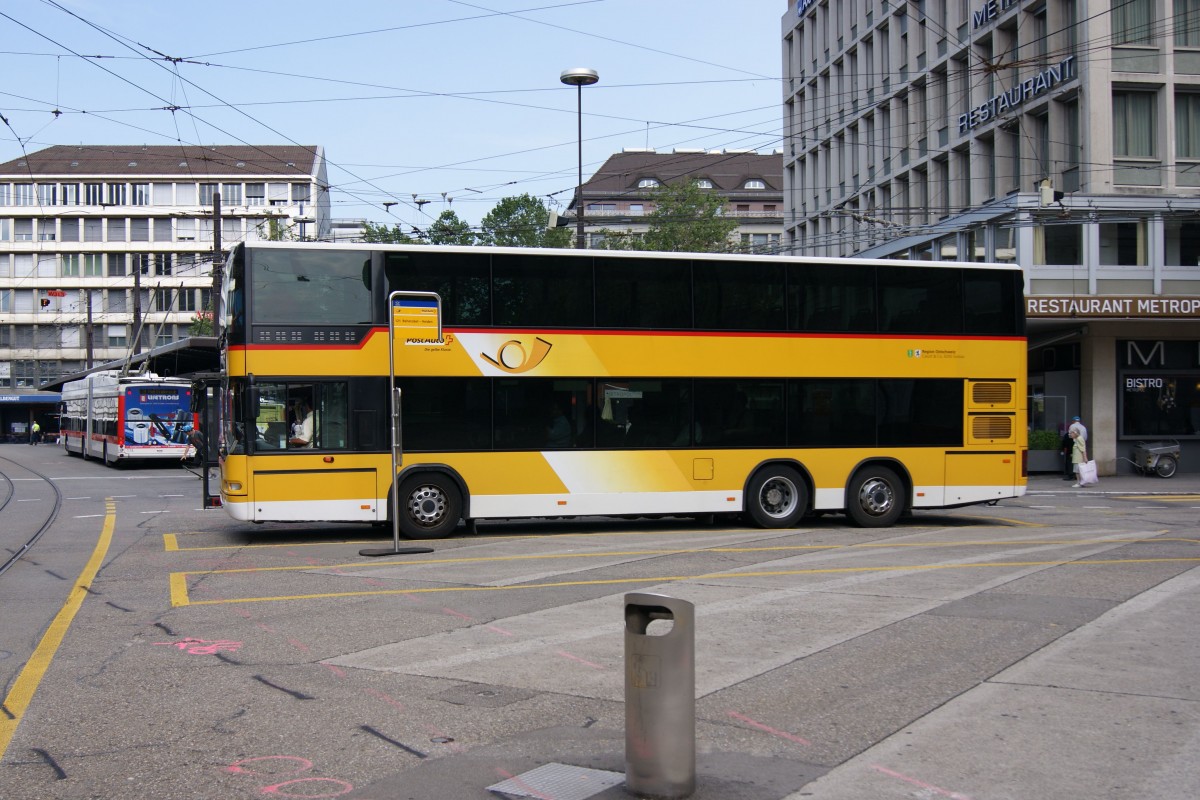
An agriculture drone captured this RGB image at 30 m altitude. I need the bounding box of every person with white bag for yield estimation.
[1070,428,1097,487]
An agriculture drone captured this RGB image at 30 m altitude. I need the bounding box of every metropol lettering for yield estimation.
[957,56,1076,134]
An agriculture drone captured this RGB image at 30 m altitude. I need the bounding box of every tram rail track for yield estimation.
[0,453,64,578]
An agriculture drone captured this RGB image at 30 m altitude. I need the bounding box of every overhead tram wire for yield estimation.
[32,2,432,226]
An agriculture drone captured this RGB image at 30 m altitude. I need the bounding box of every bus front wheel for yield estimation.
[746,466,807,528]
[396,474,462,539]
[847,466,905,527]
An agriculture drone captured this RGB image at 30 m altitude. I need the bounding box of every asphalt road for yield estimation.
[1,443,1197,800]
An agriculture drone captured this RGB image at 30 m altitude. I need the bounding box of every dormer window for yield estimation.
[694,179,713,188]
[637,178,660,188]
[744,179,766,190]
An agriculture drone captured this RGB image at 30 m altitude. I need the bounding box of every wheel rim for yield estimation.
[857,477,895,518]
[407,484,449,527]
[1157,457,1177,478]
[759,476,799,519]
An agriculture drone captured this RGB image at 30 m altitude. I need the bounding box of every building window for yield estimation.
[84,218,102,242]
[59,218,79,242]
[106,183,127,205]
[1165,218,1200,265]
[744,179,767,189]
[107,218,127,242]
[222,183,243,204]
[152,183,173,205]
[83,254,103,277]
[587,203,616,212]
[84,183,103,205]
[107,325,127,347]
[154,218,172,241]
[62,254,80,277]
[291,183,310,203]
[154,288,174,312]
[14,184,34,206]
[629,204,644,215]
[199,183,218,205]
[1100,222,1147,265]
[1177,93,1200,157]
[37,184,57,205]
[130,218,150,241]
[1034,224,1083,265]
[268,183,289,205]
[176,218,196,241]
[1113,0,1154,45]
[1177,0,1200,46]
[108,253,127,277]
[176,183,196,205]
[178,289,198,312]
[61,183,79,205]
[131,183,150,205]
[1113,91,1157,157]
[694,179,713,188]
[14,219,32,241]
[637,178,660,189]
[37,219,55,241]
[246,183,265,205]
[154,254,172,276]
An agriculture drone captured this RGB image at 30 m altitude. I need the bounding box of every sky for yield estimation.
[0,1,787,235]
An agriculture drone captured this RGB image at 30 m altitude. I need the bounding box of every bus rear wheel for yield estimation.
[396,474,462,539]
[847,466,905,527]
[746,466,807,528]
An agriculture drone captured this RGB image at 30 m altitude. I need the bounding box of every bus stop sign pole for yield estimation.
[360,291,442,558]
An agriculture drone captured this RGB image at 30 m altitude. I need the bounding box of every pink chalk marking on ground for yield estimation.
[256,623,276,633]
[226,755,313,777]
[871,765,974,800]
[259,777,354,797]
[443,607,474,621]
[362,578,386,587]
[727,711,811,745]
[154,638,244,656]
[556,650,605,669]
[485,625,515,636]
[233,609,253,619]
[287,638,311,653]
[322,664,347,679]
[365,688,407,712]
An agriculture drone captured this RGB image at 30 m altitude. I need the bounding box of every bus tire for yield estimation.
[847,466,905,528]
[746,466,807,528]
[396,474,462,539]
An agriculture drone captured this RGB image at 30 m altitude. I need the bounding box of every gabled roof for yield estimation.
[583,151,782,195]
[0,144,321,179]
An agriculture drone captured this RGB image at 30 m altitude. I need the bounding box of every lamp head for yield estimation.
[560,67,599,87]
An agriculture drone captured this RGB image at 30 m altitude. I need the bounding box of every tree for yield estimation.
[188,304,213,336]
[596,180,738,253]
[478,193,572,248]
[256,217,295,241]
[361,222,413,243]
[426,209,476,245]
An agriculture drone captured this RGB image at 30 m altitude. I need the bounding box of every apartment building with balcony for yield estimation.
[0,144,327,438]
[567,149,784,251]
[781,0,1200,472]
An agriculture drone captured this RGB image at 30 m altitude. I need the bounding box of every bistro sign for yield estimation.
[958,56,1076,134]
[1027,296,1200,318]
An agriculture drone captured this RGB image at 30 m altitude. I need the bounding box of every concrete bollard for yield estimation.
[625,592,695,799]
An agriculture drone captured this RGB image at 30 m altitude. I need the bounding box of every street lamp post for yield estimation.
[560,67,599,249]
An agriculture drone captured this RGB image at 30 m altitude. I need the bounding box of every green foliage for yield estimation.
[426,209,476,245]
[361,221,413,243]
[595,179,738,253]
[256,217,294,241]
[478,193,572,248]
[1029,429,1063,450]
[188,302,214,335]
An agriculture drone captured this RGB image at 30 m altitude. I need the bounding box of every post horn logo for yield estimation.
[482,337,553,373]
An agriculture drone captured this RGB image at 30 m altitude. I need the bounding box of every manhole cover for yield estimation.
[487,762,624,800]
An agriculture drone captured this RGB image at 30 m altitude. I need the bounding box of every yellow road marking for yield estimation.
[1,500,117,759]
[170,556,1200,608]
[163,533,178,551]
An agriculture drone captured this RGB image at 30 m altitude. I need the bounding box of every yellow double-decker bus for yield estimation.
[215,241,1026,538]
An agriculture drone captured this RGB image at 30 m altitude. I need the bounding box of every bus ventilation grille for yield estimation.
[971,383,1013,405]
[972,416,1013,440]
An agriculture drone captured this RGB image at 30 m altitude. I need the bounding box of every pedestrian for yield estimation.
[1068,415,1087,444]
[1070,429,1088,487]
[1061,428,1074,480]
[30,420,41,446]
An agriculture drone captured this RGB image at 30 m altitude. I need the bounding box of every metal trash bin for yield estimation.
[625,592,695,799]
